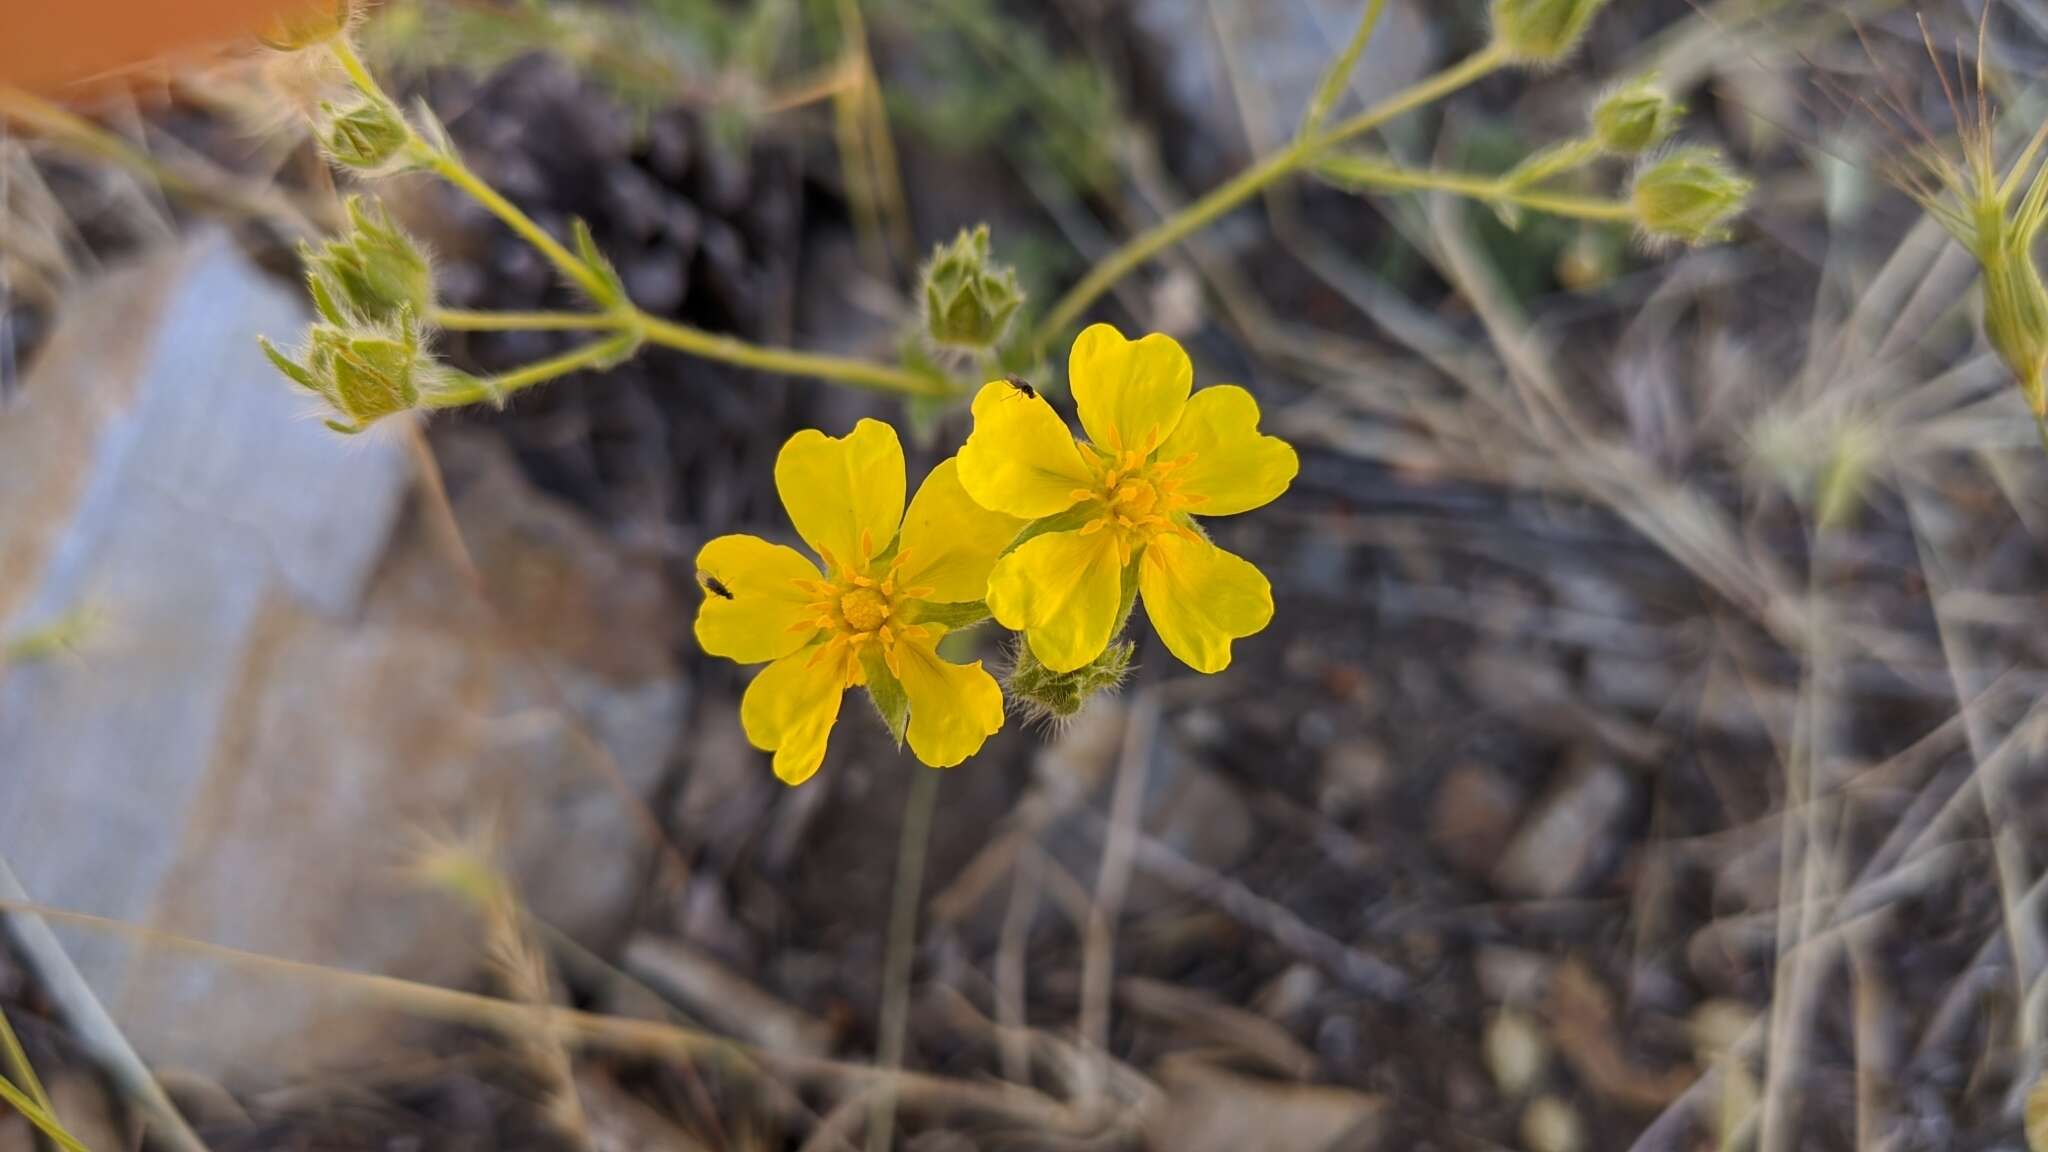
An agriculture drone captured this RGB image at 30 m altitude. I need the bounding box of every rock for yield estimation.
[1476,947,1554,1006]
[1319,740,1392,818]
[1430,762,1522,876]
[1484,1008,1549,1097]
[1491,759,1631,899]
[1146,1058,1387,1152]
[1520,1095,1584,1152]
[0,236,682,1081]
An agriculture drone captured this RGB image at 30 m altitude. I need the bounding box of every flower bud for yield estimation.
[1591,81,1682,155]
[304,197,434,327]
[320,98,412,171]
[1006,638,1134,724]
[262,310,441,434]
[1490,0,1611,66]
[1630,148,1753,247]
[920,225,1024,350]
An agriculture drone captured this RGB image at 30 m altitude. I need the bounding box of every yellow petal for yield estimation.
[1138,532,1273,674]
[693,534,825,663]
[957,381,1094,519]
[986,528,1124,673]
[1155,385,1299,516]
[1069,323,1191,455]
[895,457,1027,603]
[774,418,905,574]
[740,646,848,785]
[895,633,1005,767]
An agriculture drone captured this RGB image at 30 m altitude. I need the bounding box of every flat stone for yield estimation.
[0,237,681,1081]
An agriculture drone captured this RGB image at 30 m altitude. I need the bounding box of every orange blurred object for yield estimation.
[0,0,334,93]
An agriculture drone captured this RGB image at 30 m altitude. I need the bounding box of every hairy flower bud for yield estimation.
[1490,0,1611,65]
[1631,148,1753,247]
[1591,80,1682,155]
[320,98,412,171]
[304,197,434,327]
[1006,638,1134,724]
[261,310,443,434]
[920,225,1024,350]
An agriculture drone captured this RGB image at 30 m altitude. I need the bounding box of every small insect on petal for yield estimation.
[697,571,735,600]
[1003,375,1038,399]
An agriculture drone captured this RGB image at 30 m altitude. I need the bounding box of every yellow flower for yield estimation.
[694,419,1022,784]
[957,323,1297,675]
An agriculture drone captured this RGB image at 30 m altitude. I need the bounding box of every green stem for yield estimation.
[333,38,948,401]
[0,1075,92,1152]
[430,309,617,332]
[1315,155,1637,222]
[432,309,950,396]
[1300,0,1389,137]
[422,153,615,303]
[428,334,638,408]
[0,1010,50,1116]
[868,765,942,1152]
[1026,41,1509,352]
[330,37,613,301]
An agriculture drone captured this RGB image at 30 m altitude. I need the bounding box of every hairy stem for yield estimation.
[1026,40,1509,352]
[1315,154,1637,222]
[432,309,950,396]
[328,37,947,399]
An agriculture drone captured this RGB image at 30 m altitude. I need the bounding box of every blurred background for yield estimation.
[4,1,2048,1149]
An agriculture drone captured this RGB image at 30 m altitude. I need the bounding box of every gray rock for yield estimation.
[1491,758,1631,899]
[0,236,682,1081]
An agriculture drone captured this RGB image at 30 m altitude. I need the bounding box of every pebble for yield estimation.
[1491,758,1630,899]
[1484,1008,1549,1097]
[1520,1095,1584,1152]
[1429,761,1522,876]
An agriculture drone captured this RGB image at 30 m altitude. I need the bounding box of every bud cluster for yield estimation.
[261,198,454,433]
[920,225,1024,351]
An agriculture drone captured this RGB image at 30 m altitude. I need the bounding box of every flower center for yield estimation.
[1074,448,1199,564]
[791,554,940,686]
[839,587,890,632]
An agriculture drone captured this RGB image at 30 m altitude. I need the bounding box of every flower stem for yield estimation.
[1025,40,1510,353]
[431,309,951,396]
[428,333,639,408]
[329,37,949,400]
[1314,154,1637,222]
[869,765,942,1152]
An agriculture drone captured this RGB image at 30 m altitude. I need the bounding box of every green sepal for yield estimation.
[909,600,992,630]
[1001,503,1099,557]
[570,217,630,309]
[861,649,911,748]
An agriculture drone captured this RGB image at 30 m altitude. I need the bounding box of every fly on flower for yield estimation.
[694,420,1023,785]
[957,323,1298,675]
